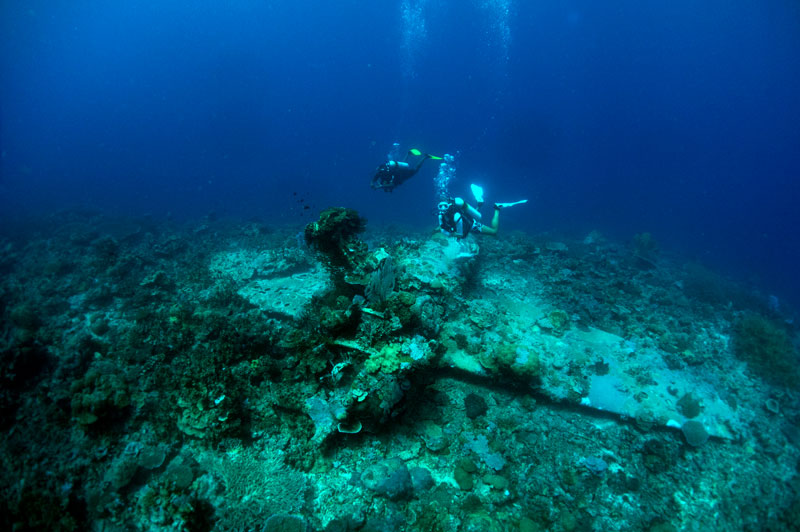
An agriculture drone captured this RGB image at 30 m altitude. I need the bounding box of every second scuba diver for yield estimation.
[438,184,528,238]
[371,148,441,192]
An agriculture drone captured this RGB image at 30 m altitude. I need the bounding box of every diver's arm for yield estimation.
[371,165,392,190]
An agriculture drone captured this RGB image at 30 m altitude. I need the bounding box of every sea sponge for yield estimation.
[304,207,367,267]
[676,392,703,418]
[492,343,541,380]
[681,420,709,447]
[545,309,570,337]
[304,207,368,289]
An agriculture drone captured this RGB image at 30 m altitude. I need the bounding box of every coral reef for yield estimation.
[0,209,798,531]
[304,207,368,288]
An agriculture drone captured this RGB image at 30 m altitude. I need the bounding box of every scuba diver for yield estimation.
[438,184,527,238]
[371,148,442,192]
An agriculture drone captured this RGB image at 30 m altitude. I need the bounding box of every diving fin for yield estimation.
[494,200,528,209]
[470,184,484,204]
[409,148,443,160]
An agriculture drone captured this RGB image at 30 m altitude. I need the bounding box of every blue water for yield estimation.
[2,0,799,305]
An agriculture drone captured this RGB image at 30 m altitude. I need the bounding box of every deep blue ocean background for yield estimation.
[2,0,799,306]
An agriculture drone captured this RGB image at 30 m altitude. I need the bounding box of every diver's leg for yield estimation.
[480,208,500,235]
[414,155,430,171]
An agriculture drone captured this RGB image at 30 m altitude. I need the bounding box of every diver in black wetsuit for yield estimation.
[371,148,441,192]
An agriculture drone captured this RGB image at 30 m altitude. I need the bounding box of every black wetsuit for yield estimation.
[371,162,417,192]
[371,153,432,192]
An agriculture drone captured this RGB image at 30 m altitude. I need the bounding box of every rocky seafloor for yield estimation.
[1,207,799,532]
